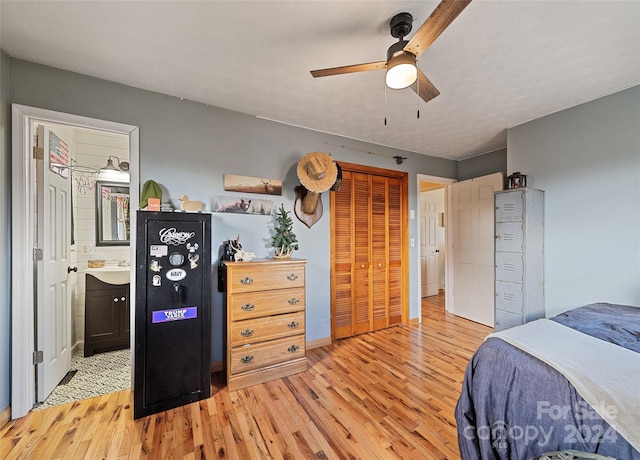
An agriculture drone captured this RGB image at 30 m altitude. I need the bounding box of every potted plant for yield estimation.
[272,204,299,258]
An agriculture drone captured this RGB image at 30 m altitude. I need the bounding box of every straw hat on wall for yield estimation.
[297,151,338,193]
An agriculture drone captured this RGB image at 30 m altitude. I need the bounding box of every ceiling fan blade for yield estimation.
[412,69,440,103]
[404,0,472,58]
[310,61,386,78]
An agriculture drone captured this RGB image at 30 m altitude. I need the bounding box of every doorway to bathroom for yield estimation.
[11,104,139,419]
[35,122,131,410]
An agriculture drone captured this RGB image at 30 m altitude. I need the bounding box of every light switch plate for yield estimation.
[409,210,415,219]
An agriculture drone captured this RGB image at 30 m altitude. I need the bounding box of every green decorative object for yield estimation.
[272,204,299,258]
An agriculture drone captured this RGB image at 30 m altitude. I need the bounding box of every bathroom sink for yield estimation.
[85,266,131,285]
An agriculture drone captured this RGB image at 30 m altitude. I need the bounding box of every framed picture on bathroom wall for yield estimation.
[223,174,283,196]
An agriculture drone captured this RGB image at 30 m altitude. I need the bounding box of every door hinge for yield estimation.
[32,145,44,160]
[33,131,43,159]
[33,350,44,365]
[33,248,43,261]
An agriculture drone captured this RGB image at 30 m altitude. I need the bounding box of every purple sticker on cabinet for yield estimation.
[152,306,198,323]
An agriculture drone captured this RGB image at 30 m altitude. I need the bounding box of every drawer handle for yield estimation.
[240,328,254,337]
[240,355,254,364]
[288,298,299,305]
[288,321,299,329]
[114,298,119,302]
[240,277,254,285]
[121,297,126,301]
[240,303,255,311]
[287,273,298,281]
[287,345,299,353]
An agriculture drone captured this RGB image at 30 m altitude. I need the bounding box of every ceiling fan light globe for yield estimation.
[386,62,417,89]
[385,50,417,89]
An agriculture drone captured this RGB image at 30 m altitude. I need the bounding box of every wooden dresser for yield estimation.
[224,258,307,391]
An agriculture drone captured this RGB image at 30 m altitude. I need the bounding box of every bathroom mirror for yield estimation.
[96,181,130,246]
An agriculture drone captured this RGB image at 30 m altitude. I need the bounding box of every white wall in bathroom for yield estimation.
[72,128,130,350]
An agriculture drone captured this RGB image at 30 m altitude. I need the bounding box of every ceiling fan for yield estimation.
[310,0,472,104]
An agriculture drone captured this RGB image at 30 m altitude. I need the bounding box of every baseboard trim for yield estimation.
[408,317,420,327]
[210,361,224,373]
[307,337,331,350]
[0,406,10,428]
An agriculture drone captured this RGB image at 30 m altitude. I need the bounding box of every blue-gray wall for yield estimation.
[508,85,640,316]
[458,148,507,182]
[0,50,11,414]
[6,58,464,368]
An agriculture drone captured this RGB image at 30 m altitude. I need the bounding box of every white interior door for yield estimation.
[425,197,439,297]
[420,199,428,297]
[36,124,72,402]
[450,172,503,326]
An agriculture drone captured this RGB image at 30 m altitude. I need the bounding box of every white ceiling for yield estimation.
[2,1,639,161]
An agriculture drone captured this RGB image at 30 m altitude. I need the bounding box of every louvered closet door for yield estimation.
[333,171,354,339]
[352,172,372,335]
[387,177,402,326]
[332,165,406,339]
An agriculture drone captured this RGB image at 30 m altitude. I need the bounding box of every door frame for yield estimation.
[416,174,456,322]
[11,104,139,419]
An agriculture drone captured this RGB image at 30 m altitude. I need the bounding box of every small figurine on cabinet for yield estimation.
[178,195,204,212]
[507,172,527,189]
[229,235,256,262]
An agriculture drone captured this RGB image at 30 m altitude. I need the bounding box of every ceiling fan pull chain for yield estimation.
[384,83,388,126]
[417,61,420,119]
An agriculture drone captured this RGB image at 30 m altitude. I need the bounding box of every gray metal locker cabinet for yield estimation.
[494,188,544,331]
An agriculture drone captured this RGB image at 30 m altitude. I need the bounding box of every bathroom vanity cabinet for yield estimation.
[84,273,131,356]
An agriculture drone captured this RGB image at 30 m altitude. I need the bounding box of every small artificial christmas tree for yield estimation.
[272,204,299,258]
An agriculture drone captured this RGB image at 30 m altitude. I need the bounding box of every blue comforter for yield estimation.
[455,303,640,460]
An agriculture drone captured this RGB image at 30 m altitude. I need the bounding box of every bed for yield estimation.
[455,303,640,460]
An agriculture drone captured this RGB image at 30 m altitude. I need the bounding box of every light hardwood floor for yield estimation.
[1,294,491,459]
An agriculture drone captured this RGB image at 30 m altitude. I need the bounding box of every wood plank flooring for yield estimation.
[1,294,491,459]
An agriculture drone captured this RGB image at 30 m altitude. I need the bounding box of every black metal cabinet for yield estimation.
[84,274,130,356]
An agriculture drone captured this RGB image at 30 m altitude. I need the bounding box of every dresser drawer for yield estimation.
[495,190,524,222]
[230,311,305,346]
[229,287,305,321]
[495,281,523,314]
[227,262,305,294]
[495,252,524,283]
[495,222,524,253]
[230,335,306,375]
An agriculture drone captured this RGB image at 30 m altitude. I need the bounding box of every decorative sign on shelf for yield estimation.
[212,195,273,215]
[224,174,283,196]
